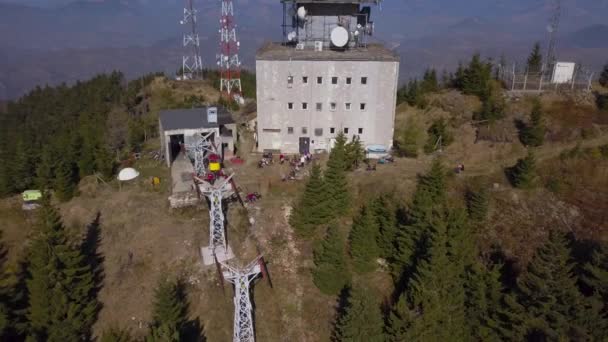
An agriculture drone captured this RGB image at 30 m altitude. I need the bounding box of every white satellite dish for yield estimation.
[297,6,307,20]
[117,168,140,181]
[287,31,297,41]
[330,26,349,48]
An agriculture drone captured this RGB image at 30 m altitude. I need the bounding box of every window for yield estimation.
[345,103,351,110]
[317,76,323,84]
[330,127,335,134]
[302,76,308,84]
[262,128,281,133]
[344,128,349,134]
[302,127,308,134]
[358,128,363,134]
[360,103,366,111]
[332,77,338,84]
[287,127,294,134]
[314,128,323,136]
[288,102,294,109]
[346,77,352,85]
[316,102,322,111]
[330,102,337,111]
[302,102,308,110]
[287,76,294,87]
[361,77,368,85]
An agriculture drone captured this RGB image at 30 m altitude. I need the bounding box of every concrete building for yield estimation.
[159,106,237,167]
[255,0,399,154]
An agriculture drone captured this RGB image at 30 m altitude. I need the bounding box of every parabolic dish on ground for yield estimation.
[330,26,349,47]
[117,167,140,181]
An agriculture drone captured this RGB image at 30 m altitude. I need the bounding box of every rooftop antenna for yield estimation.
[218,0,243,102]
[218,255,271,342]
[545,0,561,69]
[181,0,203,80]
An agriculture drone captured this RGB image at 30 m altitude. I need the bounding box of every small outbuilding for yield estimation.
[159,106,237,167]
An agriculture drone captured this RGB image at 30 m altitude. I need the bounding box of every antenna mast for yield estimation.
[545,0,561,68]
[181,0,203,80]
[218,0,243,100]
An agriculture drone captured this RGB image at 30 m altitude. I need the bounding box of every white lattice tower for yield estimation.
[218,0,242,98]
[181,0,203,79]
[221,257,263,342]
[185,131,219,176]
[199,174,234,254]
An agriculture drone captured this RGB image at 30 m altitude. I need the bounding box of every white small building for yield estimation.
[159,106,237,167]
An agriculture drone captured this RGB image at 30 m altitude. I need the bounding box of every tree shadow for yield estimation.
[80,211,105,335]
[176,279,207,342]
[514,118,527,145]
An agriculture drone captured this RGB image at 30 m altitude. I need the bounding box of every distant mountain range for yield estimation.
[0,0,607,99]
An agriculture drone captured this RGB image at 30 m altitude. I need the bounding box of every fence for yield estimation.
[498,63,594,93]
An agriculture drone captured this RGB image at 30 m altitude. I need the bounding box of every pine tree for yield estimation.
[26,198,98,341]
[600,63,608,88]
[581,242,608,334]
[424,118,453,154]
[325,133,350,216]
[349,205,379,274]
[312,226,350,295]
[35,146,55,191]
[344,136,365,171]
[526,42,543,73]
[511,150,537,189]
[465,185,489,221]
[12,135,35,192]
[0,232,12,338]
[289,164,330,236]
[521,100,545,147]
[476,92,505,121]
[147,277,188,342]
[332,285,385,342]
[101,326,134,342]
[421,68,439,93]
[94,144,115,179]
[462,54,493,98]
[372,194,398,260]
[53,159,75,202]
[394,118,419,158]
[508,231,595,340]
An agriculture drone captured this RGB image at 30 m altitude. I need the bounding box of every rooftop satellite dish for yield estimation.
[297,6,307,20]
[117,168,140,181]
[287,31,297,41]
[330,26,349,48]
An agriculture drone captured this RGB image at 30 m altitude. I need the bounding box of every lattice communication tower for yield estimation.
[181,0,203,79]
[218,0,242,98]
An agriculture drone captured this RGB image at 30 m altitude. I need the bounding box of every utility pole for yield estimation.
[181,0,204,80]
[218,0,243,100]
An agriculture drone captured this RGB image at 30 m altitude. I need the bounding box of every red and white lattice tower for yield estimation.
[218,0,242,99]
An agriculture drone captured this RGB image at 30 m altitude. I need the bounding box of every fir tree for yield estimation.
[394,118,420,158]
[475,92,505,121]
[511,150,537,189]
[147,277,188,342]
[289,164,330,236]
[424,118,453,154]
[344,136,365,171]
[0,232,12,338]
[94,144,115,179]
[12,136,35,192]
[600,63,608,88]
[521,99,545,147]
[372,194,398,260]
[26,198,98,341]
[461,54,493,98]
[101,326,134,342]
[35,146,55,191]
[526,42,543,73]
[332,285,385,342]
[421,68,439,94]
[465,185,489,221]
[349,205,379,274]
[582,242,608,303]
[325,133,350,216]
[312,226,350,295]
[508,231,596,340]
[53,159,75,202]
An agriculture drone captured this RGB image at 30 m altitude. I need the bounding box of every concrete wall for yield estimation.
[255,59,399,154]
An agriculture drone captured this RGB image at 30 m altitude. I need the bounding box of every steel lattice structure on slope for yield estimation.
[221,257,263,342]
[218,0,242,98]
[181,0,203,79]
[199,174,234,251]
[185,131,218,176]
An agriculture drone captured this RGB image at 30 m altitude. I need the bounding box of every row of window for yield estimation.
[287,102,366,111]
[287,76,368,86]
[284,127,364,136]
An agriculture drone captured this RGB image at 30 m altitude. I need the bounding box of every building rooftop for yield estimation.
[282,0,381,4]
[256,43,399,62]
[159,106,234,131]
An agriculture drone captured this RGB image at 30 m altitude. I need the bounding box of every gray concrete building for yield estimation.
[255,0,399,154]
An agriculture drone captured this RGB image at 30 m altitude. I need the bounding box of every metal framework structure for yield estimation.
[218,0,242,98]
[181,0,203,79]
[201,174,233,251]
[185,131,219,176]
[545,0,562,69]
[221,257,263,342]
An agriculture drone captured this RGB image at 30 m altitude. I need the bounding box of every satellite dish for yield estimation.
[287,31,297,41]
[330,26,349,48]
[117,168,140,181]
[297,6,307,20]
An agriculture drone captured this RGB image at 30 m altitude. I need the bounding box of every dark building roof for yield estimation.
[256,43,399,62]
[159,106,234,132]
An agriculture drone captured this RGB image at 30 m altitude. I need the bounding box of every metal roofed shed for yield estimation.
[159,106,238,167]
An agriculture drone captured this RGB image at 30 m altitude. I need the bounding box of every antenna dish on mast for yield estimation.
[330,26,349,47]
